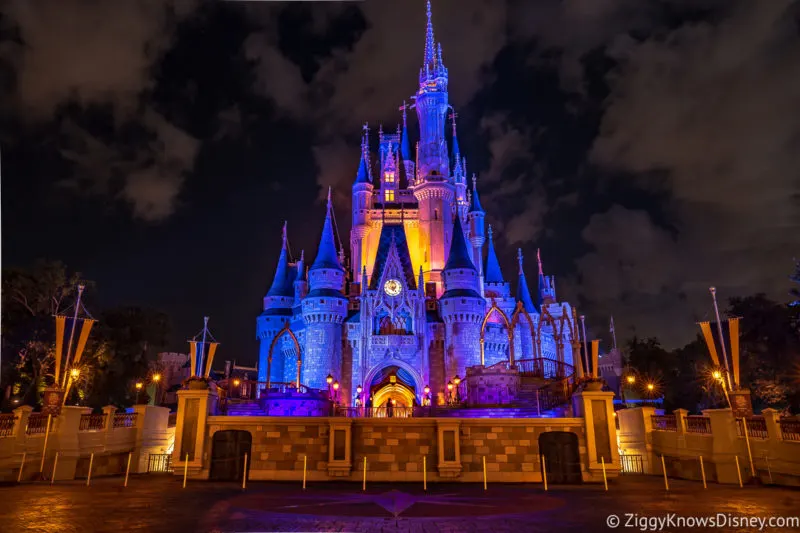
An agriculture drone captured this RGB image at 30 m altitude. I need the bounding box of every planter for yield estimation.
[583,380,604,391]
[186,379,210,390]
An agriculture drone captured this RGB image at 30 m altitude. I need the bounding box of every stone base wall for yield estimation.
[465,364,519,406]
[203,416,597,483]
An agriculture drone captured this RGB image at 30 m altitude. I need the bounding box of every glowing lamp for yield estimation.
[647,383,655,391]
[712,370,722,380]
[626,375,635,384]
[233,378,241,387]
[447,381,453,391]
[424,385,430,395]
[333,381,340,391]
[326,374,334,385]
[152,373,162,383]
[453,376,461,385]
[70,368,80,379]
[135,382,143,390]
[356,385,363,394]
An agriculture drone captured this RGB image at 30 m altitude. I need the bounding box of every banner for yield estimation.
[591,339,600,377]
[54,316,66,383]
[72,319,96,366]
[204,343,219,378]
[698,321,721,367]
[729,317,740,387]
[189,341,197,377]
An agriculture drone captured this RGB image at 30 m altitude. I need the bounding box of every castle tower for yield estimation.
[439,214,485,378]
[537,249,557,307]
[466,174,485,291]
[302,190,348,390]
[350,128,373,280]
[257,222,297,386]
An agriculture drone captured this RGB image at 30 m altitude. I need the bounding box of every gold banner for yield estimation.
[699,321,720,367]
[591,339,600,377]
[54,316,66,383]
[72,319,95,366]
[729,317,740,387]
[189,342,197,377]
[204,343,219,378]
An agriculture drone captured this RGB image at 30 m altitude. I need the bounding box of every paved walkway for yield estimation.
[0,475,798,532]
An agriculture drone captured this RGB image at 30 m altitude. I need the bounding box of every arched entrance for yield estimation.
[538,431,582,484]
[368,366,416,415]
[210,430,252,482]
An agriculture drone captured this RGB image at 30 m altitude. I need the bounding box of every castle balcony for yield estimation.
[370,335,418,348]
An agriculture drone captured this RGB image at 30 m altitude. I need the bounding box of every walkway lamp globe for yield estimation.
[233,378,241,387]
[646,383,655,394]
[333,381,340,391]
[447,381,453,391]
[453,376,461,385]
[712,370,722,381]
[356,385,362,394]
[424,385,430,395]
[333,380,340,402]
[326,374,334,385]
[152,373,161,383]
[70,368,80,379]
[135,381,143,404]
[626,375,635,385]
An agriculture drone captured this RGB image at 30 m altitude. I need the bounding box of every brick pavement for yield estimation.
[0,475,798,532]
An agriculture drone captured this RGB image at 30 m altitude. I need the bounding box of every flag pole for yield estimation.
[610,316,618,352]
[199,316,209,377]
[709,287,734,391]
[580,315,590,377]
[61,285,85,388]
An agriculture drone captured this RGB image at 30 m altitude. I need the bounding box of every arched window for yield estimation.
[374,310,413,335]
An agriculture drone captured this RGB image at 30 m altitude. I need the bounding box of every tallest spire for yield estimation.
[424,0,435,67]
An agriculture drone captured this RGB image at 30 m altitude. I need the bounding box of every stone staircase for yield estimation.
[225,401,266,416]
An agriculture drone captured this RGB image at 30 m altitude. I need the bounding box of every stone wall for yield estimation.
[465,364,519,405]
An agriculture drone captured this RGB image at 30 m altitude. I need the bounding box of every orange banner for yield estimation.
[54,315,66,383]
[729,317,740,387]
[591,339,600,377]
[72,319,95,366]
[189,342,197,377]
[204,343,219,378]
[699,321,720,367]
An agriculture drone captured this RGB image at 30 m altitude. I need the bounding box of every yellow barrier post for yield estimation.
[124,452,132,487]
[601,456,608,491]
[51,452,59,485]
[17,452,26,483]
[86,452,94,487]
[541,455,548,491]
[242,453,248,490]
[661,455,669,491]
[765,455,773,484]
[423,456,427,492]
[482,456,487,491]
[183,453,189,488]
[741,419,756,482]
[303,455,307,490]
[362,456,367,491]
[699,456,707,489]
[734,456,743,488]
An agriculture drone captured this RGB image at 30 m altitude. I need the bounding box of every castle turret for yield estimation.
[257,222,296,386]
[467,174,485,292]
[439,214,485,377]
[302,189,348,390]
[484,226,506,290]
[350,128,373,280]
[400,101,415,179]
[537,249,557,306]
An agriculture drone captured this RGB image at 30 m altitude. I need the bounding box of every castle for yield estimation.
[256,1,580,409]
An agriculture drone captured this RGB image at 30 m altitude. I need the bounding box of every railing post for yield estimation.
[673,409,688,436]
[761,408,781,441]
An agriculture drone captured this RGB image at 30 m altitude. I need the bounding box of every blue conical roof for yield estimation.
[354,149,370,184]
[444,214,475,271]
[267,223,295,297]
[469,175,484,213]
[516,249,537,312]
[310,191,344,272]
[484,226,504,283]
[401,121,412,161]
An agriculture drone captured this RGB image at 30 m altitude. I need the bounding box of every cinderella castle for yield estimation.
[256,1,581,410]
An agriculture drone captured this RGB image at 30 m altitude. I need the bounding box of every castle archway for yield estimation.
[363,360,423,408]
[266,323,302,390]
[480,302,514,366]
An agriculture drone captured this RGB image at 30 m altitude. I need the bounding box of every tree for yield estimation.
[1,260,90,408]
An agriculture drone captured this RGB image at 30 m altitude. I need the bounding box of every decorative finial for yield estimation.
[400,100,408,127]
[437,42,443,65]
[300,250,304,262]
[362,121,370,136]
[282,220,288,249]
[327,186,332,209]
[488,224,493,240]
[537,248,543,275]
[467,189,472,206]
[472,173,477,190]
[517,248,524,274]
[424,0,435,65]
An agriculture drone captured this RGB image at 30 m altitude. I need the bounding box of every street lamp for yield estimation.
[424,385,430,406]
[333,380,340,403]
[70,368,80,379]
[152,373,162,405]
[326,374,334,397]
[135,382,143,404]
[447,381,454,405]
[453,376,461,403]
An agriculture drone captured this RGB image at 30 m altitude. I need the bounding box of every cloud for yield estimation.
[2,0,200,221]
[578,0,800,345]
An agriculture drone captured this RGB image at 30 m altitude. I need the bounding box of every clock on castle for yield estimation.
[256,0,580,409]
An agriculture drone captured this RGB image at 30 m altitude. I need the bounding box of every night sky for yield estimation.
[2,0,799,366]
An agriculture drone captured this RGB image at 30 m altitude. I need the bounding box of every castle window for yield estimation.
[374,310,412,335]
[385,190,395,202]
[385,171,395,183]
[434,209,439,221]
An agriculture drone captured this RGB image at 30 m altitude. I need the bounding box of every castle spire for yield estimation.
[537,248,543,275]
[267,221,294,297]
[444,211,475,271]
[424,0,435,67]
[355,129,371,184]
[484,225,504,284]
[310,187,344,272]
[516,248,537,312]
[469,174,484,213]
[449,109,460,162]
[400,101,412,162]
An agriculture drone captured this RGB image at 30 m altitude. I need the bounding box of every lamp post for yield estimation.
[69,368,80,405]
[453,376,461,404]
[356,384,363,408]
[326,374,334,398]
[447,381,454,405]
[333,381,340,404]
[713,370,731,407]
[424,385,430,406]
[152,373,162,406]
[135,382,143,404]
[622,374,635,405]
[233,378,241,399]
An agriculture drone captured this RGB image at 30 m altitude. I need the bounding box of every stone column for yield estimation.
[132,404,171,473]
[617,406,658,474]
[102,405,116,447]
[436,420,462,478]
[761,408,781,441]
[701,408,742,484]
[173,387,218,479]
[573,390,620,482]
[52,406,91,481]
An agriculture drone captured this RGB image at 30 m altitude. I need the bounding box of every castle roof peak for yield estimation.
[444,214,475,271]
[484,225,504,284]
[310,188,344,272]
